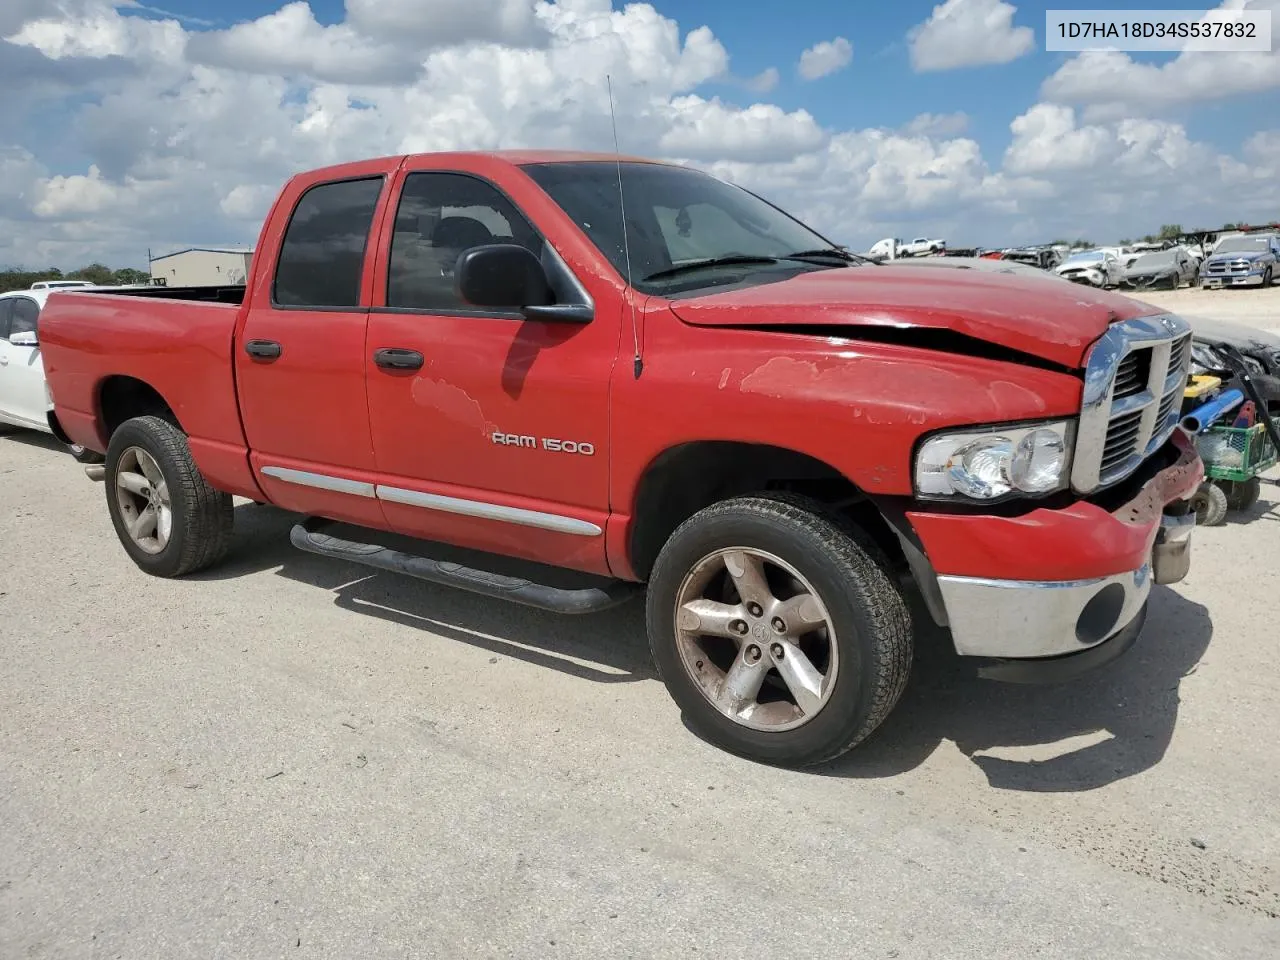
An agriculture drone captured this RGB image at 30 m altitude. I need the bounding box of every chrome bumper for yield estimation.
[938,509,1193,660]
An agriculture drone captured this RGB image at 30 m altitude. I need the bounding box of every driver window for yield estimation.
[0,300,12,340]
[387,172,543,311]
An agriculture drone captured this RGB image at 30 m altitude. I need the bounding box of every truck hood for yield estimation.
[668,265,1158,369]
[1205,251,1269,263]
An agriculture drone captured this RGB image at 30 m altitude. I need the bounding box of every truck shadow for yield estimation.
[819,584,1213,791]
[191,502,654,685]
[201,503,1212,790]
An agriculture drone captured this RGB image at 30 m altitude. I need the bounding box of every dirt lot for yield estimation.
[3,432,1280,959]
[1130,283,1280,333]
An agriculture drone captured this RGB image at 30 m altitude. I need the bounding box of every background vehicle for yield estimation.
[1120,247,1198,290]
[0,288,102,463]
[1199,233,1280,288]
[28,280,95,291]
[38,151,1202,768]
[1055,249,1124,288]
[898,237,946,256]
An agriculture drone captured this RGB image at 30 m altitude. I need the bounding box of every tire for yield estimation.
[1263,266,1273,287]
[1225,476,1261,512]
[646,494,912,768]
[104,415,234,577]
[1191,481,1229,527]
[68,443,105,464]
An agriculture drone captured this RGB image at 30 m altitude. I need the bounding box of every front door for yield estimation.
[0,296,49,428]
[234,160,399,528]
[364,168,619,574]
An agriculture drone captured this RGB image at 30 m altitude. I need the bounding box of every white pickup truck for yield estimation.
[866,237,947,260]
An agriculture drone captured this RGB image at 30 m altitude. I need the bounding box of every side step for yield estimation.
[289,519,639,615]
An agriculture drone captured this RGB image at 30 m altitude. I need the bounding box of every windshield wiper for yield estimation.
[642,255,781,282]
[782,247,876,266]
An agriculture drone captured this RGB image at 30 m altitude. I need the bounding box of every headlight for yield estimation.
[915,420,1075,502]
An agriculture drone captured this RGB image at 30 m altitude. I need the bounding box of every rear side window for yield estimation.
[0,300,12,340]
[9,297,39,337]
[273,177,384,308]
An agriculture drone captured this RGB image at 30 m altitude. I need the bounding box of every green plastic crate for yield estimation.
[1197,417,1280,482]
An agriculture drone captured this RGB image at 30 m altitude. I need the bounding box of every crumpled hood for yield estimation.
[668,264,1158,369]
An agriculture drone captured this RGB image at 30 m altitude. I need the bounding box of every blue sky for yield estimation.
[3,0,1279,268]
[129,0,1269,165]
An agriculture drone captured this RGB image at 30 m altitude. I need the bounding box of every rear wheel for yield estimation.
[646,494,912,767]
[1225,477,1261,512]
[104,415,234,577]
[1191,481,1229,527]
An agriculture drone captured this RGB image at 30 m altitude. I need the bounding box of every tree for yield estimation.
[1158,223,1183,240]
[67,263,115,285]
[112,267,150,285]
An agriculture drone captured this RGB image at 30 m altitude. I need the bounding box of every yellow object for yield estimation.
[1184,374,1222,399]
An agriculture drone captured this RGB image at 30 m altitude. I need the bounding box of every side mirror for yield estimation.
[9,331,37,347]
[455,243,592,324]
[456,243,554,311]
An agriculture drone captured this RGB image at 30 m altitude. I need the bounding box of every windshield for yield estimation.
[1065,251,1104,264]
[522,161,847,294]
[1213,235,1272,254]
[1130,251,1175,270]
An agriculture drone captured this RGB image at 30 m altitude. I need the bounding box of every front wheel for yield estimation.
[646,494,912,768]
[104,415,234,577]
[1191,481,1229,527]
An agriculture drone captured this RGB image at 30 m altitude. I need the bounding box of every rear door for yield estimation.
[362,165,620,573]
[0,296,48,428]
[234,160,400,528]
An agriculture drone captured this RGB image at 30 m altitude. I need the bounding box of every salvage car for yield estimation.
[1120,247,1198,290]
[1199,233,1279,289]
[0,288,102,462]
[1055,249,1124,288]
[37,150,1202,768]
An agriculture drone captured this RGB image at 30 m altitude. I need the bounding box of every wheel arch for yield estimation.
[97,375,182,442]
[624,440,906,583]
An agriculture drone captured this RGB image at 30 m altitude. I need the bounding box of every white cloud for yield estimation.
[744,66,779,92]
[1,0,1279,270]
[1041,0,1280,120]
[659,97,827,162]
[186,2,418,85]
[344,0,546,48]
[903,111,970,138]
[908,0,1034,72]
[797,36,851,80]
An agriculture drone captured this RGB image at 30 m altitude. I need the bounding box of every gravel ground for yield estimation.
[1130,284,1280,334]
[3,430,1279,959]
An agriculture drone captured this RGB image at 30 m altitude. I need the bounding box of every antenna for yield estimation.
[607,74,643,379]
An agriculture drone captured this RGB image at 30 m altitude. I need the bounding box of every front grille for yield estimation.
[1072,316,1192,493]
[1112,350,1149,399]
[1205,259,1252,276]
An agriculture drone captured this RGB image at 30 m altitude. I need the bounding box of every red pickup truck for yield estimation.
[39,150,1202,766]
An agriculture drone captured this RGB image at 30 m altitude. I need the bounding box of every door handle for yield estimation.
[373,348,424,371]
[244,339,282,360]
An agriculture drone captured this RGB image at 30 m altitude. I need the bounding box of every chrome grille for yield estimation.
[1072,315,1192,493]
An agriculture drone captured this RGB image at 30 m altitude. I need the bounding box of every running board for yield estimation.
[289,519,638,615]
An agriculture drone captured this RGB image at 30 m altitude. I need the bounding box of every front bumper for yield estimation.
[1201,270,1266,288]
[908,430,1202,665]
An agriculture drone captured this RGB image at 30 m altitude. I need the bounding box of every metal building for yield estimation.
[148,247,253,287]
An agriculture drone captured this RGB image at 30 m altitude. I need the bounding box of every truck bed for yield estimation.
[82,284,247,304]
[39,290,253,495]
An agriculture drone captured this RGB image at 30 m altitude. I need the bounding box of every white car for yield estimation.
[1055,249,1125,288]
[0,288,101,463]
